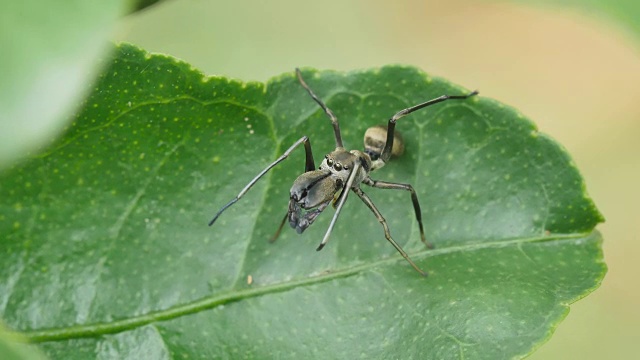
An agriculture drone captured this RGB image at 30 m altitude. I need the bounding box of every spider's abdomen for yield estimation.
[363,125,404,160]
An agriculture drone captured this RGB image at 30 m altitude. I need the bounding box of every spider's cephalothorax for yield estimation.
[209,68,478,276]
[288,149,370,235]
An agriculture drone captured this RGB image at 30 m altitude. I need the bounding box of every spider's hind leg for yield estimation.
[363,178,432,249]
[352,186,428,276]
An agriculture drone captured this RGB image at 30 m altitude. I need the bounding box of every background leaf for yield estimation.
[504,0,640,38]
[0,322,46,360]
[129,0,166,14]
[0,0,129,169]
[0,44,605,359]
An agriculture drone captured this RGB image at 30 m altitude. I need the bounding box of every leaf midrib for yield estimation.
[21,232,593,343]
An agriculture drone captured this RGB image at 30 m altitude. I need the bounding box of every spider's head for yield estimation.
[318,151,356,179]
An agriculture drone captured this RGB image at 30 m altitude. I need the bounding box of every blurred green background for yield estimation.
[111,0,638,358]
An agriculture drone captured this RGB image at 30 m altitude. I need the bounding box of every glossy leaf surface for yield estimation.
[0,44,605,359]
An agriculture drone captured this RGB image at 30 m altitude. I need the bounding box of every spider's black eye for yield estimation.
[334,163,342,171]
[327,158,333,166]
[343,165,349,170]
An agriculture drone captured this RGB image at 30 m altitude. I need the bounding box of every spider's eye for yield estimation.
[334,163,342,171]
[327,158,333,166]
[343,165,349,170]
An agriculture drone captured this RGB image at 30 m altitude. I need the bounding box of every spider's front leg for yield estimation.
[209,135,315,226]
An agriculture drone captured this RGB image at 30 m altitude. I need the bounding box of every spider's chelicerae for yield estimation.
[210,69,478,276]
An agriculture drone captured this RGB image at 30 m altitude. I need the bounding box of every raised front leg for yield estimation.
[209,135,315,226]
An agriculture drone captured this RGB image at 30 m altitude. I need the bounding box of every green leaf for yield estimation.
[0,1,129,169]
[0,44,605,359]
